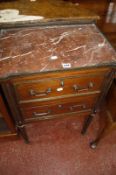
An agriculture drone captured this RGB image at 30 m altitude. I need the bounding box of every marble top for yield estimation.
[0,23,116,79]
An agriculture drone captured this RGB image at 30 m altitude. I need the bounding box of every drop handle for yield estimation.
[73,82,94,92]
[33,110,51,117]
[70,104,86,111]
[29,88,52,97]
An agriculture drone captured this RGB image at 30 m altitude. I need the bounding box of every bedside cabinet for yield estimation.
[0,23,116,143]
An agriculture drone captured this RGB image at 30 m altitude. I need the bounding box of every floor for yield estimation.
[0,114,116,175]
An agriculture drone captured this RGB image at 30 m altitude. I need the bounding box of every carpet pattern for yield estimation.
[0,114,116,175]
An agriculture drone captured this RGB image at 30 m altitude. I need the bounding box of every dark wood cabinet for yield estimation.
[0,0,115,145]
[0,22,115,144]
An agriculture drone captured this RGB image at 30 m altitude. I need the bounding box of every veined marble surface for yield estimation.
[0,24,116,78]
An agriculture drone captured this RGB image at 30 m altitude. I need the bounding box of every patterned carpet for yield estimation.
[0,113,116,175]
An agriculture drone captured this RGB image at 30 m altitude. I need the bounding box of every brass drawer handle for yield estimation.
[33,110,51,117]
[73,82,94,92]
[70,104,86,111]
[29,88,52,97]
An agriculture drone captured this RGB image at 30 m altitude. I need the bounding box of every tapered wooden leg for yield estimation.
[81,113,96,135]
[90,127,106,149]
[90,109,116,149]
[90,123,116,149]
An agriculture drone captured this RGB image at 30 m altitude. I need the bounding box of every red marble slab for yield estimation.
[0,24,116,78]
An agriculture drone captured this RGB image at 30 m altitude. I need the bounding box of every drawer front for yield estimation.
[20,95,97,121]
[13,74,105,103]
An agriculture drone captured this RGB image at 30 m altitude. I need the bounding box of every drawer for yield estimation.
[20,94,97,122]
[12,73,106,103]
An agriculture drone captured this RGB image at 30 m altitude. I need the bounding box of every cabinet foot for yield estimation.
[90,141,97,149]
